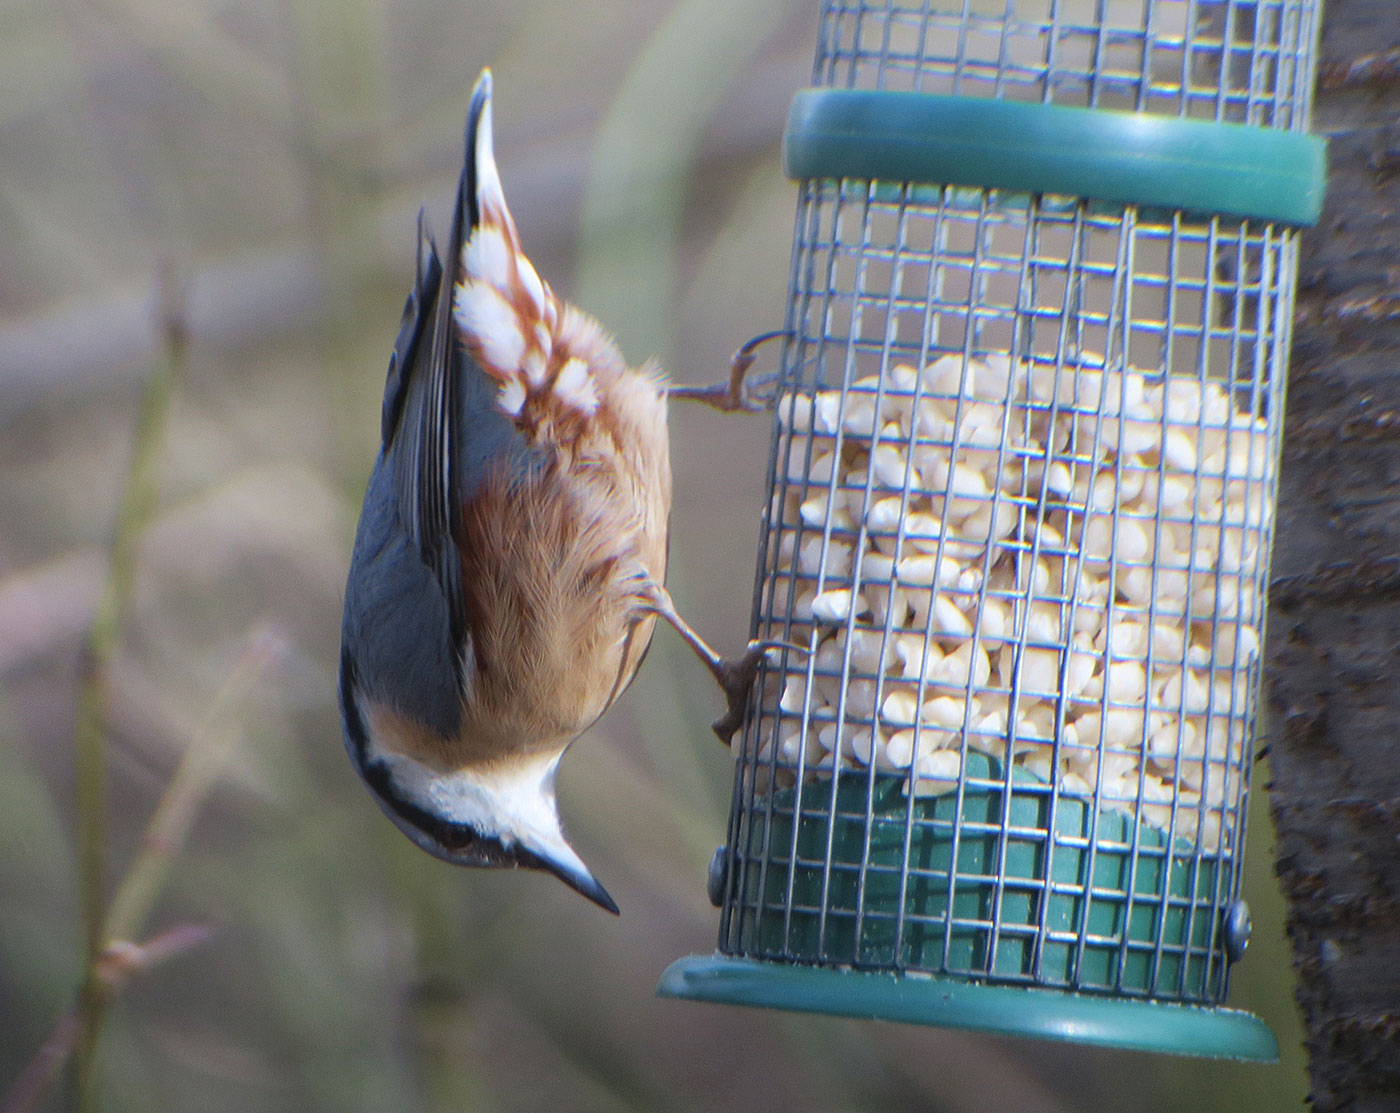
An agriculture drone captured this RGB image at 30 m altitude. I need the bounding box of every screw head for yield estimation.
[1224,900,1252,963]
[706,847,728,908]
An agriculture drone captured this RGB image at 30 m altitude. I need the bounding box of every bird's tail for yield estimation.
[452,70,622,429]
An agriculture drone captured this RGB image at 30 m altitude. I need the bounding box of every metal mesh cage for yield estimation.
[729,194,1277,998]
[663,0,1322,1056]
[815,0,1316,125]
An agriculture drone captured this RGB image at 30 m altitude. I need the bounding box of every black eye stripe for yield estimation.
[356,753,480,854]
[342,649,481,855]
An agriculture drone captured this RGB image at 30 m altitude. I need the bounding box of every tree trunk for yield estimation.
[1265,3,1400,1110]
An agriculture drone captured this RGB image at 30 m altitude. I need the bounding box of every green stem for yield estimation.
[6,625,276,1113]
[72,268,187,1112]
[104,626,283,944]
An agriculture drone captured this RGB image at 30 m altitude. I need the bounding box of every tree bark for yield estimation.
[1265,4,1400,1110]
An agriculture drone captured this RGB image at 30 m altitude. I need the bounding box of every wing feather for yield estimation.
[376,80,497,669]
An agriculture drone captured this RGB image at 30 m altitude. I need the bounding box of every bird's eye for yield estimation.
[436,821,478,852]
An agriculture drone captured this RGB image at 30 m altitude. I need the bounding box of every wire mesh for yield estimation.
[815,0,1318,128]
[716,0,1317,1006]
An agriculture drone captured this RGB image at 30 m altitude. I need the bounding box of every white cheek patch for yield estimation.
[359,710,586,877]
[454,280,526,376]
[553,356,599,416]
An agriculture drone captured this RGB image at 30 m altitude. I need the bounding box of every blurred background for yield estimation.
[0,0,1308,1110]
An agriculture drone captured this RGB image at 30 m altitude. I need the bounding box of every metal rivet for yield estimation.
[706,846,728,908]
[1224,899,1252,963]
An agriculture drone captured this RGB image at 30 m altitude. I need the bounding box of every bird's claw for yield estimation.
[708,638,802,743]
[669,329,790,414]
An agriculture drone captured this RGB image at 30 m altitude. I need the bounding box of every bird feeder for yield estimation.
[660,0,1325,1061]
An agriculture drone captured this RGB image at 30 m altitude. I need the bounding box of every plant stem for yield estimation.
[2,926,214,1113]
[72,268,187,1112]
[104,625,285,944]
[5,622,279,1113]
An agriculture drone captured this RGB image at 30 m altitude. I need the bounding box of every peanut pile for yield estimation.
[753,354,1271,852]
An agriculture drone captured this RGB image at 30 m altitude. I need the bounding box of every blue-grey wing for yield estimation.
[342,86,535,741]
[384,81,533,609]
[341,450,463,740]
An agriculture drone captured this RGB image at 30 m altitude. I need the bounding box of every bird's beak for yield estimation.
[521,839,620,916]
[343,683,620,914]
[501,756,620,915]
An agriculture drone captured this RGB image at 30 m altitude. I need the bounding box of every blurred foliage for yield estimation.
[0,0,1306,1110]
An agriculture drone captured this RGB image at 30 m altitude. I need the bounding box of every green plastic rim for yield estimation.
[658,954,1279,1062]
[783,88,1326,226]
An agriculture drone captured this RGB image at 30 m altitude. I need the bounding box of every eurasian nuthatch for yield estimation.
[339,70,771,914]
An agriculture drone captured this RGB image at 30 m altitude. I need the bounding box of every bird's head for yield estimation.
[344,685,619,914]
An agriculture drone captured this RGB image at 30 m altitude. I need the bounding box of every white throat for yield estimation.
[363,713,585,874]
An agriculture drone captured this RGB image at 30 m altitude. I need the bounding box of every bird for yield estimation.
[338,69,778,915]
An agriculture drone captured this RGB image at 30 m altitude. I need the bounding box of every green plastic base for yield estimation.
[733,761,1229,996]
[658,954,1278,1062]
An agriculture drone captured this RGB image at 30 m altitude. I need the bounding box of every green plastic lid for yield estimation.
[783,88,1326,226]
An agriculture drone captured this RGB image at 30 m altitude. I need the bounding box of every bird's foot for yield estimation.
[669,329,790,414]
[708,638,802,743]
